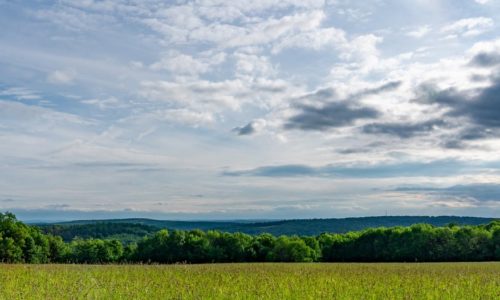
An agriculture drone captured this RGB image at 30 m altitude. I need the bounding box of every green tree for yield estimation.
[270,236,316,262]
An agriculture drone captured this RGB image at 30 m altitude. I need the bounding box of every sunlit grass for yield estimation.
[0,263,498,299]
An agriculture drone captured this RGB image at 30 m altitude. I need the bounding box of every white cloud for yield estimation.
[139,76,299,114]
[196,5,245,22]
[468,37,500,55]
[407,25,431,38]
[193,0,326,15]
[185,23,246,45]
[0,100,93,136]
[139,79,246,111]
[337,34,383,73]
[150,51,226,76]
[272,27,346,53]
[225,10,326,48]
[0,87,41,100]
[441,17,494,38]
[145,9,328,49]
[234,53,275,77]
[158,109,215,127]
[45,139,173,167]
[156,5,204,30]
[59,0,117,12]
[82,97,122,110]
[34,6,114,32]
[47,70,76,84]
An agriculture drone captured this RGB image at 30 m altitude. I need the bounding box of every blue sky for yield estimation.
[1,0,500,221]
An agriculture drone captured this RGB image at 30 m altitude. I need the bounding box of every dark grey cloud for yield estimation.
[336,148,370,154]
[469,52,500,68]
[362,119,445,138]
[441,127,495,149]
[415,84,465,106]
[355,81,402,98]
[457,126,494,140]
[223,159,491,178]
[395,183,500,202]
[449,80,500,128]
[285,102,379,131]
[470,74,489,82]
[285,81,401,131]
[233,122,256,135]
[441,139,466,149]
[419,80,500,128]
[416,79,500,147]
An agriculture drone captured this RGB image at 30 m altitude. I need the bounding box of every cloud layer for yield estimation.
[1,0,500,220]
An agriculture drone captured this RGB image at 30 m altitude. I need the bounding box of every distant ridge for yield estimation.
[38,216,497,241]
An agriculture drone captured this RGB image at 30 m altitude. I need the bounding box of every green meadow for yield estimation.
[0,263,498,299]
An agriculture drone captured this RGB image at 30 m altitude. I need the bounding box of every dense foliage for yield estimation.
[2,212,499,263]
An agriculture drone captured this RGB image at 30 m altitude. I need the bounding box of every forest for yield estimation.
[38,215,495,237]
[2,212,499,264]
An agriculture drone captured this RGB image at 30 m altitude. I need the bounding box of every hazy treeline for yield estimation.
[1,212,499,263]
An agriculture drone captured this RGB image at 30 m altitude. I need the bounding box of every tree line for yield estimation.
[1,212,499,263]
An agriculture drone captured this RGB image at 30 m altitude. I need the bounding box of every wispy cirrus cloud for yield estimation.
[441,17,494,38]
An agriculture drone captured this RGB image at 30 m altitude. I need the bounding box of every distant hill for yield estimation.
[37,216,497,242]
[38,222,159,243]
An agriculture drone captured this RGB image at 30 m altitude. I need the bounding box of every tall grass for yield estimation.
[0,263,498,299]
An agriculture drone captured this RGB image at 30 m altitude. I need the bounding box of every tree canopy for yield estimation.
[1,212,499,264]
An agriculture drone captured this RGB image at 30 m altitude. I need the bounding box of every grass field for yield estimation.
[0,263,498,299]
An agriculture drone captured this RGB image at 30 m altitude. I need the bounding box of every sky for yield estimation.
[1,0,500,221]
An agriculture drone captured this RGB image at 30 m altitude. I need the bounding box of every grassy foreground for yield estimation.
[0,263,498,299]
